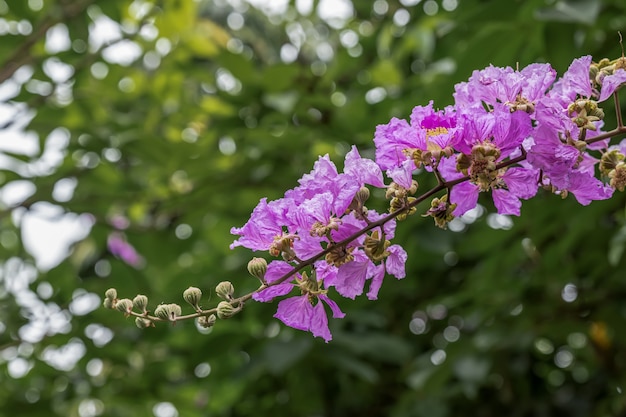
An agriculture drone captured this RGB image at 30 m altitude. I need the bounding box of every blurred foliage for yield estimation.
[1,0,626,416]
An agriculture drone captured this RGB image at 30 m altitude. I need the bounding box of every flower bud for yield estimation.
[115,298,133,314]
[215,281,235,300]
[198,314,217,328]
[183,287,202,309]
[216,301,237,319]
[102,297,114,309]
[105,288,117,300]
[247,257,268,283]
[355,186,370,204]
[154,303,182,322]
[135,317,152,328]
[132,294,148,313]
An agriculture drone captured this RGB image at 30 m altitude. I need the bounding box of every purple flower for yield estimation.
[107,232,143,267]
[454,63,556,112]
[442,105,537,216]
[331,244,407,301]
[548,56,594,106]
[252,261,345,342]
[525,56,614,205]
[230,197,297,253]
[598,68,626,102]
[374,101,459,173]
[455,103,531,155]
[274,292,345,342]
[343,145,386,189]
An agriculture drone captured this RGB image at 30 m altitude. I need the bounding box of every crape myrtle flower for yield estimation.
[454,62,556,114]
[441,104,538,216]
[253,261,345,342]
[231,146,387,258]
[374,101,459,185]
[229,197,299,258]
[286,146,385,218]
[232,146,407,340]
[598,67,626,102]
[526,56,614,204]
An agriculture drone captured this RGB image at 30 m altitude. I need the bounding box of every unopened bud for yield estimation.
[115,298,133,314]
[247,257,268,283]
[183,287,202,309]
[135,317,152,328]
[154,303,182,322]
[105,288,117,300]
[132,294,148,313]
[103,298,114,309]
[216,301,236,319]
[355,186,370,204]
[198,314,217,328]
[215,281,235,300]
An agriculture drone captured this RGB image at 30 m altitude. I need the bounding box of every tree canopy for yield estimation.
[1,0,626,416]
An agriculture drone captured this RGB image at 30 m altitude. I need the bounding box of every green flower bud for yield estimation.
[154,303,182,322]
[115,298,133,314]
[102,297,114,309]
[135,317,152,329]
[247,257,268,283]
[133,294,148,313]
[215,281,234,300]
[198,314,217,328]
[183,287,202,309]
[216,301,236,319]
[105,288,117,300]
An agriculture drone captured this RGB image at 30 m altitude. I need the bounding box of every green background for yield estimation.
[1,0,626,416]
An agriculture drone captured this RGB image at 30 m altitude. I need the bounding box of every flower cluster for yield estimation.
[230,146,407,341]
[230,55,626,342]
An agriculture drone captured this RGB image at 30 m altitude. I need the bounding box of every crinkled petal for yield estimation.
[365,263,386,301]
[520,63,557,101]
[374,117,416,170]
[492,107,532,156]
[294,192,334,230]
[253,283,294,302]
[314,261,338,286]
[599,69,626,102]
[265,260,297,284]
[386,244,407,279]
[492,188,522,216]
[309,301,332,342]
[335,256,369,299]
[451,181,480,216]
[386,159,415,189]
[502,167,539,200]
[274,296,311,332]
[293,233,325,260]
[565,171,614,205]
[230,198,285,251]
[319,293,346,319]
[344,145,385,188]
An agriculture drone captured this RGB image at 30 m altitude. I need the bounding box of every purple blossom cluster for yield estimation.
[231,146,407,341]
[231,55,626,342]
